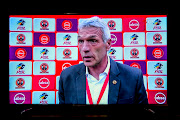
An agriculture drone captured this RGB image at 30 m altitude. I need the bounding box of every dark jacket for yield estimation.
[59,58,148,104]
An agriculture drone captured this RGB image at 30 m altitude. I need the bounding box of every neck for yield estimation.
[88,56,108,80]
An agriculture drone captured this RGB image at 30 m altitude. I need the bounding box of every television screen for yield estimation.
[9,15,167,104]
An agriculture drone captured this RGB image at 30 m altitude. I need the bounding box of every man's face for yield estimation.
[78,27,111,67]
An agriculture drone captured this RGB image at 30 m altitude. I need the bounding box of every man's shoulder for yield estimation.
[115,61,141,75]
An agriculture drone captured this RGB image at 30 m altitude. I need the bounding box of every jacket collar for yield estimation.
[77,63,86,75]
[108,58,121,104]
[76,63,86,104]
[109,58,121,76]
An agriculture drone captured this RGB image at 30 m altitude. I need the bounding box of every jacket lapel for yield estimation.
[108,58,121,104]
[76,64,86,104]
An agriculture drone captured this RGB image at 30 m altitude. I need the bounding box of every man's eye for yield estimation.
[78,40,84,43]
[92,40,97,42]
[89,39,97,43]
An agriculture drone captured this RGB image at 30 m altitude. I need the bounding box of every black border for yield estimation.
[8,7,173,119]
[8,7,168,15]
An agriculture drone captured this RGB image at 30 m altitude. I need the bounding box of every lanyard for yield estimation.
[86,70,110,104]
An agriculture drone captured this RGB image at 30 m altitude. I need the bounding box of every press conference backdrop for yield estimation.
[9,15,167,104]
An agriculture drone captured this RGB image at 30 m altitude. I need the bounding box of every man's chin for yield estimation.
[83,61,95,67]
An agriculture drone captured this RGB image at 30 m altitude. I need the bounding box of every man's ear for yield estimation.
[106,39,111,51]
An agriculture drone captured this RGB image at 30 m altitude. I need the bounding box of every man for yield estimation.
[59,16,148,104]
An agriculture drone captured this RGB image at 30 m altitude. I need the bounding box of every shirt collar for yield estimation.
[86,56,110,76]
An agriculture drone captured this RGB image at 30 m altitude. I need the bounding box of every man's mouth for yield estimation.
[83,56,93,61]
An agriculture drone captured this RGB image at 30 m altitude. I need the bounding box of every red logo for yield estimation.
[152,48,164,59]
[39,77,50,89]
[15,48,27,59]
[154,92,166,104]
[14,93,25,104]
[129,19,139,30]
[155,77,164,88]
[130,62,141,69]
[107,20,116,30]
[15,78,25,89]
[130,48,139,58]
[40,63,49,73]
[63,49,72,59]
[33,76,55,90]
[62,20,72,30]
[39,34,50,44]
[153,33,162,44]
[16,34,26,44]
[40,20,49,30]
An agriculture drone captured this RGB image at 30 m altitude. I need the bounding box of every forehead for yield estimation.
[78,27,103,39]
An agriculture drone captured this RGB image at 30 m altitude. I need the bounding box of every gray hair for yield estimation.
[78,16,111,43]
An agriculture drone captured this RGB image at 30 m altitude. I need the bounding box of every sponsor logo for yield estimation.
[130,48,139,58]
[154,62,163,73]
[153,33,162,44]
[108,48,116,59]
[40,20,49,30]
[107,20,116,30]
[39,93,48,104]
[154,92,166,104]
[40,48,49,59]
[63,49,72,59]
[152,48,164,59]
[40,63,49,73]
[39,77,50,89]
[130,62,141,69]
[16,63,25,74]
[130,34,139,44]
[155,77,164,88]
[16,34,26,44]
[15,78,25,89]
[62,62,72,70]
[39,34,50,44]
[17,19,25,30]
[153,19,162,30]
[129,19,139,30]
[15,48,27,59]
[14,93,25,104]
[63,34,71,45]
[111,34,117,45]
[62,20,72,30]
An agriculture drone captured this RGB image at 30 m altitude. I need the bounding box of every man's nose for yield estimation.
[82,41,90,53]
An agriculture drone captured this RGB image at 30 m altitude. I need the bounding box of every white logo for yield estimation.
[110,34,117,45]
[129,19,139,30]
[39,77,50,89]
[14,93,25,104]
[154,92,166,104]
[62,62,72,70]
